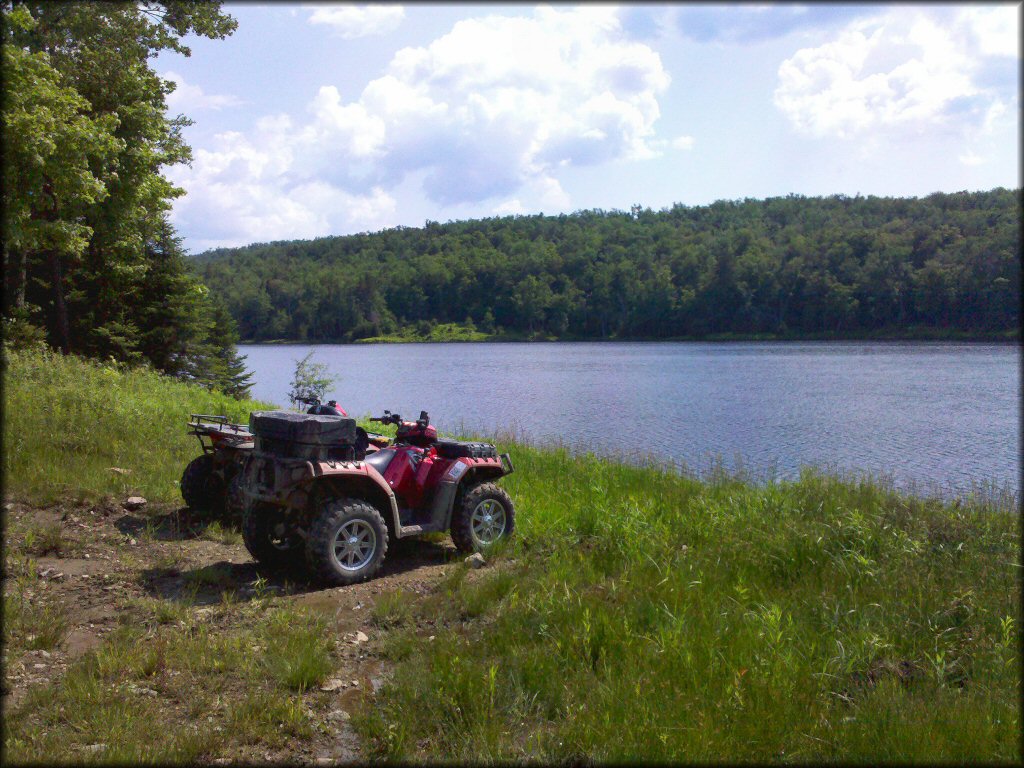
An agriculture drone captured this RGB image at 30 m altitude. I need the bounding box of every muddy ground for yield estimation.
[2,495,471,763]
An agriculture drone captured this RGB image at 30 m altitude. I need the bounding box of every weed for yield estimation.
[200,520,242,546]
[371,590,414,629]
[261,609,333,692]
[3,589,69,651]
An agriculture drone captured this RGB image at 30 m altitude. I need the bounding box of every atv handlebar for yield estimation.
[369,410,402,426]
[369,410,430,428]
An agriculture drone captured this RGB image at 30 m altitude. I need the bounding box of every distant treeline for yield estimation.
[196,189,1021,342]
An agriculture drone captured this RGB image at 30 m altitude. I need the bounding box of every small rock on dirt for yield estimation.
[123,496,147,510]
[108,467,131,475]
[83,744,107,753]
[319,679,344,692]
[327,709,351,722]
[465,552,486,569]
[352,631,369,644]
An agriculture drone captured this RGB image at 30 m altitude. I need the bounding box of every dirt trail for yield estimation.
[2,495,461,763]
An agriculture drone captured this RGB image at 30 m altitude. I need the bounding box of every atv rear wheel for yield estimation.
[180,454,225,513]
[242,504,304,569]
[451,482,515,554]
[306,498,388,586]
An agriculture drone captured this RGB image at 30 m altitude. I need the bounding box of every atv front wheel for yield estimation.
[306,498,388,586]
[242,504,304,569]
[451,482,515,553]
[180,454,225,513]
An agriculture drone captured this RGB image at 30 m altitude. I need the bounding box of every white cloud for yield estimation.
[167,128,396,251]
[366,5,671,203]
[493,198,525,216]
[306,4,405,39]
[671,135,695,150]
[962,5,1020,58]
[773,8,1019,140]
[958,149,986,167]
[163,71,242,112]
[171,5,674,248]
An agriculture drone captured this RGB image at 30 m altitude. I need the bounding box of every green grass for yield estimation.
[3,599,328,763]
[358,446,1021,763]
[3,343,1021,763]
[2,345,272,503]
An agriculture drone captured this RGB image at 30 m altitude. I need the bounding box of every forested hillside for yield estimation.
[197,189,1020,342]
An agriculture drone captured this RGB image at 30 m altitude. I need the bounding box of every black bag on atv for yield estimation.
[434,440,499,460]
[249,410,357,461]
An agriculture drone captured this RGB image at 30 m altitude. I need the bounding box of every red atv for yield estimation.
[231,408,516,585]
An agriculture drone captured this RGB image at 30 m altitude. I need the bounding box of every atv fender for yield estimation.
[432,455,513,530]
[310,459,402,537]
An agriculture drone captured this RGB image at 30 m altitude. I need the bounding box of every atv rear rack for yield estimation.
[188,414,253,453]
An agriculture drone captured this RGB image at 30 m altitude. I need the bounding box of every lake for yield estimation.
[238,341,1020,499]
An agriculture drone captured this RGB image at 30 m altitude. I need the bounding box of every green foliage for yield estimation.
[287,350,335,408]
[197,190,1021,342]
[2,345,270,502]
[1,1,247,394]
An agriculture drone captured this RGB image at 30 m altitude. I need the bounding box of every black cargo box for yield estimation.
[249,411,357,446]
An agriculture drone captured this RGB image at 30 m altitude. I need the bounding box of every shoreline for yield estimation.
[239,333,1020,346]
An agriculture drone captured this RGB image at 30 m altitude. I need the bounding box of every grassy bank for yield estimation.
[3,346,1020,763]
[359,448,1020,762]
[2,345,272,503]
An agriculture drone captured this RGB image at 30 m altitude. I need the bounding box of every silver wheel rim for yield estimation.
[470,499,507,547]
[332,519,376,571]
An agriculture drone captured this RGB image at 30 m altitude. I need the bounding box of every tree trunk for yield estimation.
[47,250,71,354]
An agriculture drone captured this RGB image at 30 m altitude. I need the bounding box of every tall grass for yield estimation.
[2,345,272,502]
[360,446,1021,762]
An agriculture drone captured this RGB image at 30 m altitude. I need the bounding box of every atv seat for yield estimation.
[364,449,395,475]
[435,440,498,460]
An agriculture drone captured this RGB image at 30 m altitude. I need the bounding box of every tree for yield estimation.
[288,352,335,410]
[1,5,120,351]
[3,1,237,361]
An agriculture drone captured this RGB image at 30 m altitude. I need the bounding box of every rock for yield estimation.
[353,630,369,644]
[33,663,47,669]
[108,467,131,475]
[327,709,351,722]
[83,744,107,753]
[428,635,435,641]
[123,496,147,510]
[315,758,334,766]
[465,552,486,569]
[319,679,344,692]
[350,679,359,687]
[129,538,138,546]
[39,650,51,659]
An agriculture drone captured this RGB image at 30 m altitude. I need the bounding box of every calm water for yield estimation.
[238,342,1020,498]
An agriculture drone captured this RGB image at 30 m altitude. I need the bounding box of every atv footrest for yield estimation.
[398,522,446,537]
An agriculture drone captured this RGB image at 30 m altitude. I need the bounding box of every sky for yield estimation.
[153,3,1022,253]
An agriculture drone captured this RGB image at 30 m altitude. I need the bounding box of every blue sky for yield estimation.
[154,3,1021,253]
